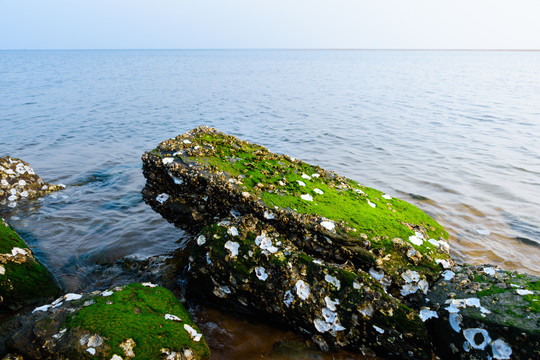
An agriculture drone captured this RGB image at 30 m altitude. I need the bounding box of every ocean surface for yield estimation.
[1,49,539,358]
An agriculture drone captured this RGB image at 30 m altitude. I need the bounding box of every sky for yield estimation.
[1,0,539,50]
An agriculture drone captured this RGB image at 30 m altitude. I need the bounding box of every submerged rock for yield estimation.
[426,265,539,360]
[0,218,61,312]
[141,126,451,302]
[4,283,210,359]
[189,214,431,359]
[0,156,65,209]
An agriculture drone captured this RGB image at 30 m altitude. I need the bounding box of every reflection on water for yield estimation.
[1,49,539,357]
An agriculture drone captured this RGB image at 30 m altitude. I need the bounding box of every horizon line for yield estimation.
[1,48,539,52]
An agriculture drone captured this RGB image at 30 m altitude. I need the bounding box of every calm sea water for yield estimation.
[1,49,539,357]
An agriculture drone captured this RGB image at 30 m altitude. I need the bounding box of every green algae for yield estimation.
[64,283,210,359]
[1,220,61,311]
[191,131,448,244]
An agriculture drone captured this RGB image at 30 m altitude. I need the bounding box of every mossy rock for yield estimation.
[7,283,210,359]
[0,218,61,312]
[188,214,431,360]
[0,156,65,210]
[142,126,451,300]
[424,265,539,360]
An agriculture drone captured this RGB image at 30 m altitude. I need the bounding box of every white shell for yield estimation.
[314,318,331,333]
[320,221,335,231]
[491,339,512,359]
[297,180,306,186]
[300,194,313,201]
[165,314,182,322]
[463,328,491,350]
[295,280,310,300]
[449,313,462,332]
[373,325,385,334]
[322,307,337,324]
[367,200,376,208]
[155,193,169,204]
[516,289,533,295]
[197,235,206,246]
[264,211,275,219]
[313,188,324,194]
[419,308,438,322]
[227,226,239,237]
[483,267,496,276]
[382,194,392,200]
[369,268,384,281]
[255,267,268,281]
[441,270,455,281]
[102,290,114,297]
[408,235,423,246]
[324,274,340,290]
[284,290,294,307]
[162,157,174,164]
[324,296,339,311]
[301,173,311,180]
[184,324,202,342]
[224,241,240,258]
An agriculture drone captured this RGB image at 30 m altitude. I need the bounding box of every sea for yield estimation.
[1,49,539,358]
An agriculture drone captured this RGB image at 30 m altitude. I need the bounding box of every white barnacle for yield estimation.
[184,324,202,342]
[369,268,384,281]
[162,157,174,165]
[449,313,462,332]
[491,339,512,359]
[227,226,239,237]
[33,304,52,313]
[20,191,28,198]
[325,274,341,290]
[141,282,157,288]
[320,221,335,231]
[168,171,183,185]
[8,194,17,202]
[255,267,268,281]
[295,280,310,300]
[516,289,533,295]
[87,348,96,355]
[463,328,491,350]
[408,235,423,246]
[367,200,376,208]
[402,270,420,283]
[483,267,496,276]
[18,179,26,186]
[382,194,392,200]
[324,296,339,311]
[419,308,438,322]
[64,293,83,301]
[322,307,337,323]
[165,314,182,322]
[297,180,306,186]
[332,318,346,332]
[155,193,169,204]
[314,318,331,333]
[418,279,429,294]
[400,282,419,296]
[373,325,385,334]
[284,290,294,307]
[300,194,313,201]
[264,211,275,219]
[224,241,240,258]
[197,235,206,246]
[183,139,192,144]
[441,270,455,281]
[436,259,452,269]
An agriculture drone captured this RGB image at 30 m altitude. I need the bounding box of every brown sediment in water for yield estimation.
[191,304,382,360]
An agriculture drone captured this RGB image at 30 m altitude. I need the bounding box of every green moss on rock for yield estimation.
[0,218,61,311]
[141,126,452,300]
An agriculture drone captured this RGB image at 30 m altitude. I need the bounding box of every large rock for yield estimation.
[189,214,432,359]
[142,126,452,302]
[0,156,65,209]
[0,218,61,311]
[4,283,210,359]
[424,265,539,360]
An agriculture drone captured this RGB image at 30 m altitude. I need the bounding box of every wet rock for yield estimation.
[0,156,65,209]
[188,215,431,359]
[141,126,451,303]
[426,265,539,360]
[0,218,61,312]
[4,283,210,359]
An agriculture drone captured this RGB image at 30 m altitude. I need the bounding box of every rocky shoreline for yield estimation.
[1,128,538,359]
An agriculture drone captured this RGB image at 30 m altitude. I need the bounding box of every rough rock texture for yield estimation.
[0,156,65,209]
[189,215,432,359]
[141,126,452,302]
[3,283,210,359]
[0,218,61,311]
[425,265,539,360]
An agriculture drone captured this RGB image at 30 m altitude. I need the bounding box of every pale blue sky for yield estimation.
[1,0,539,49]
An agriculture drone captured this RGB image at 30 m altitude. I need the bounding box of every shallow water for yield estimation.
[1,50,539,357]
